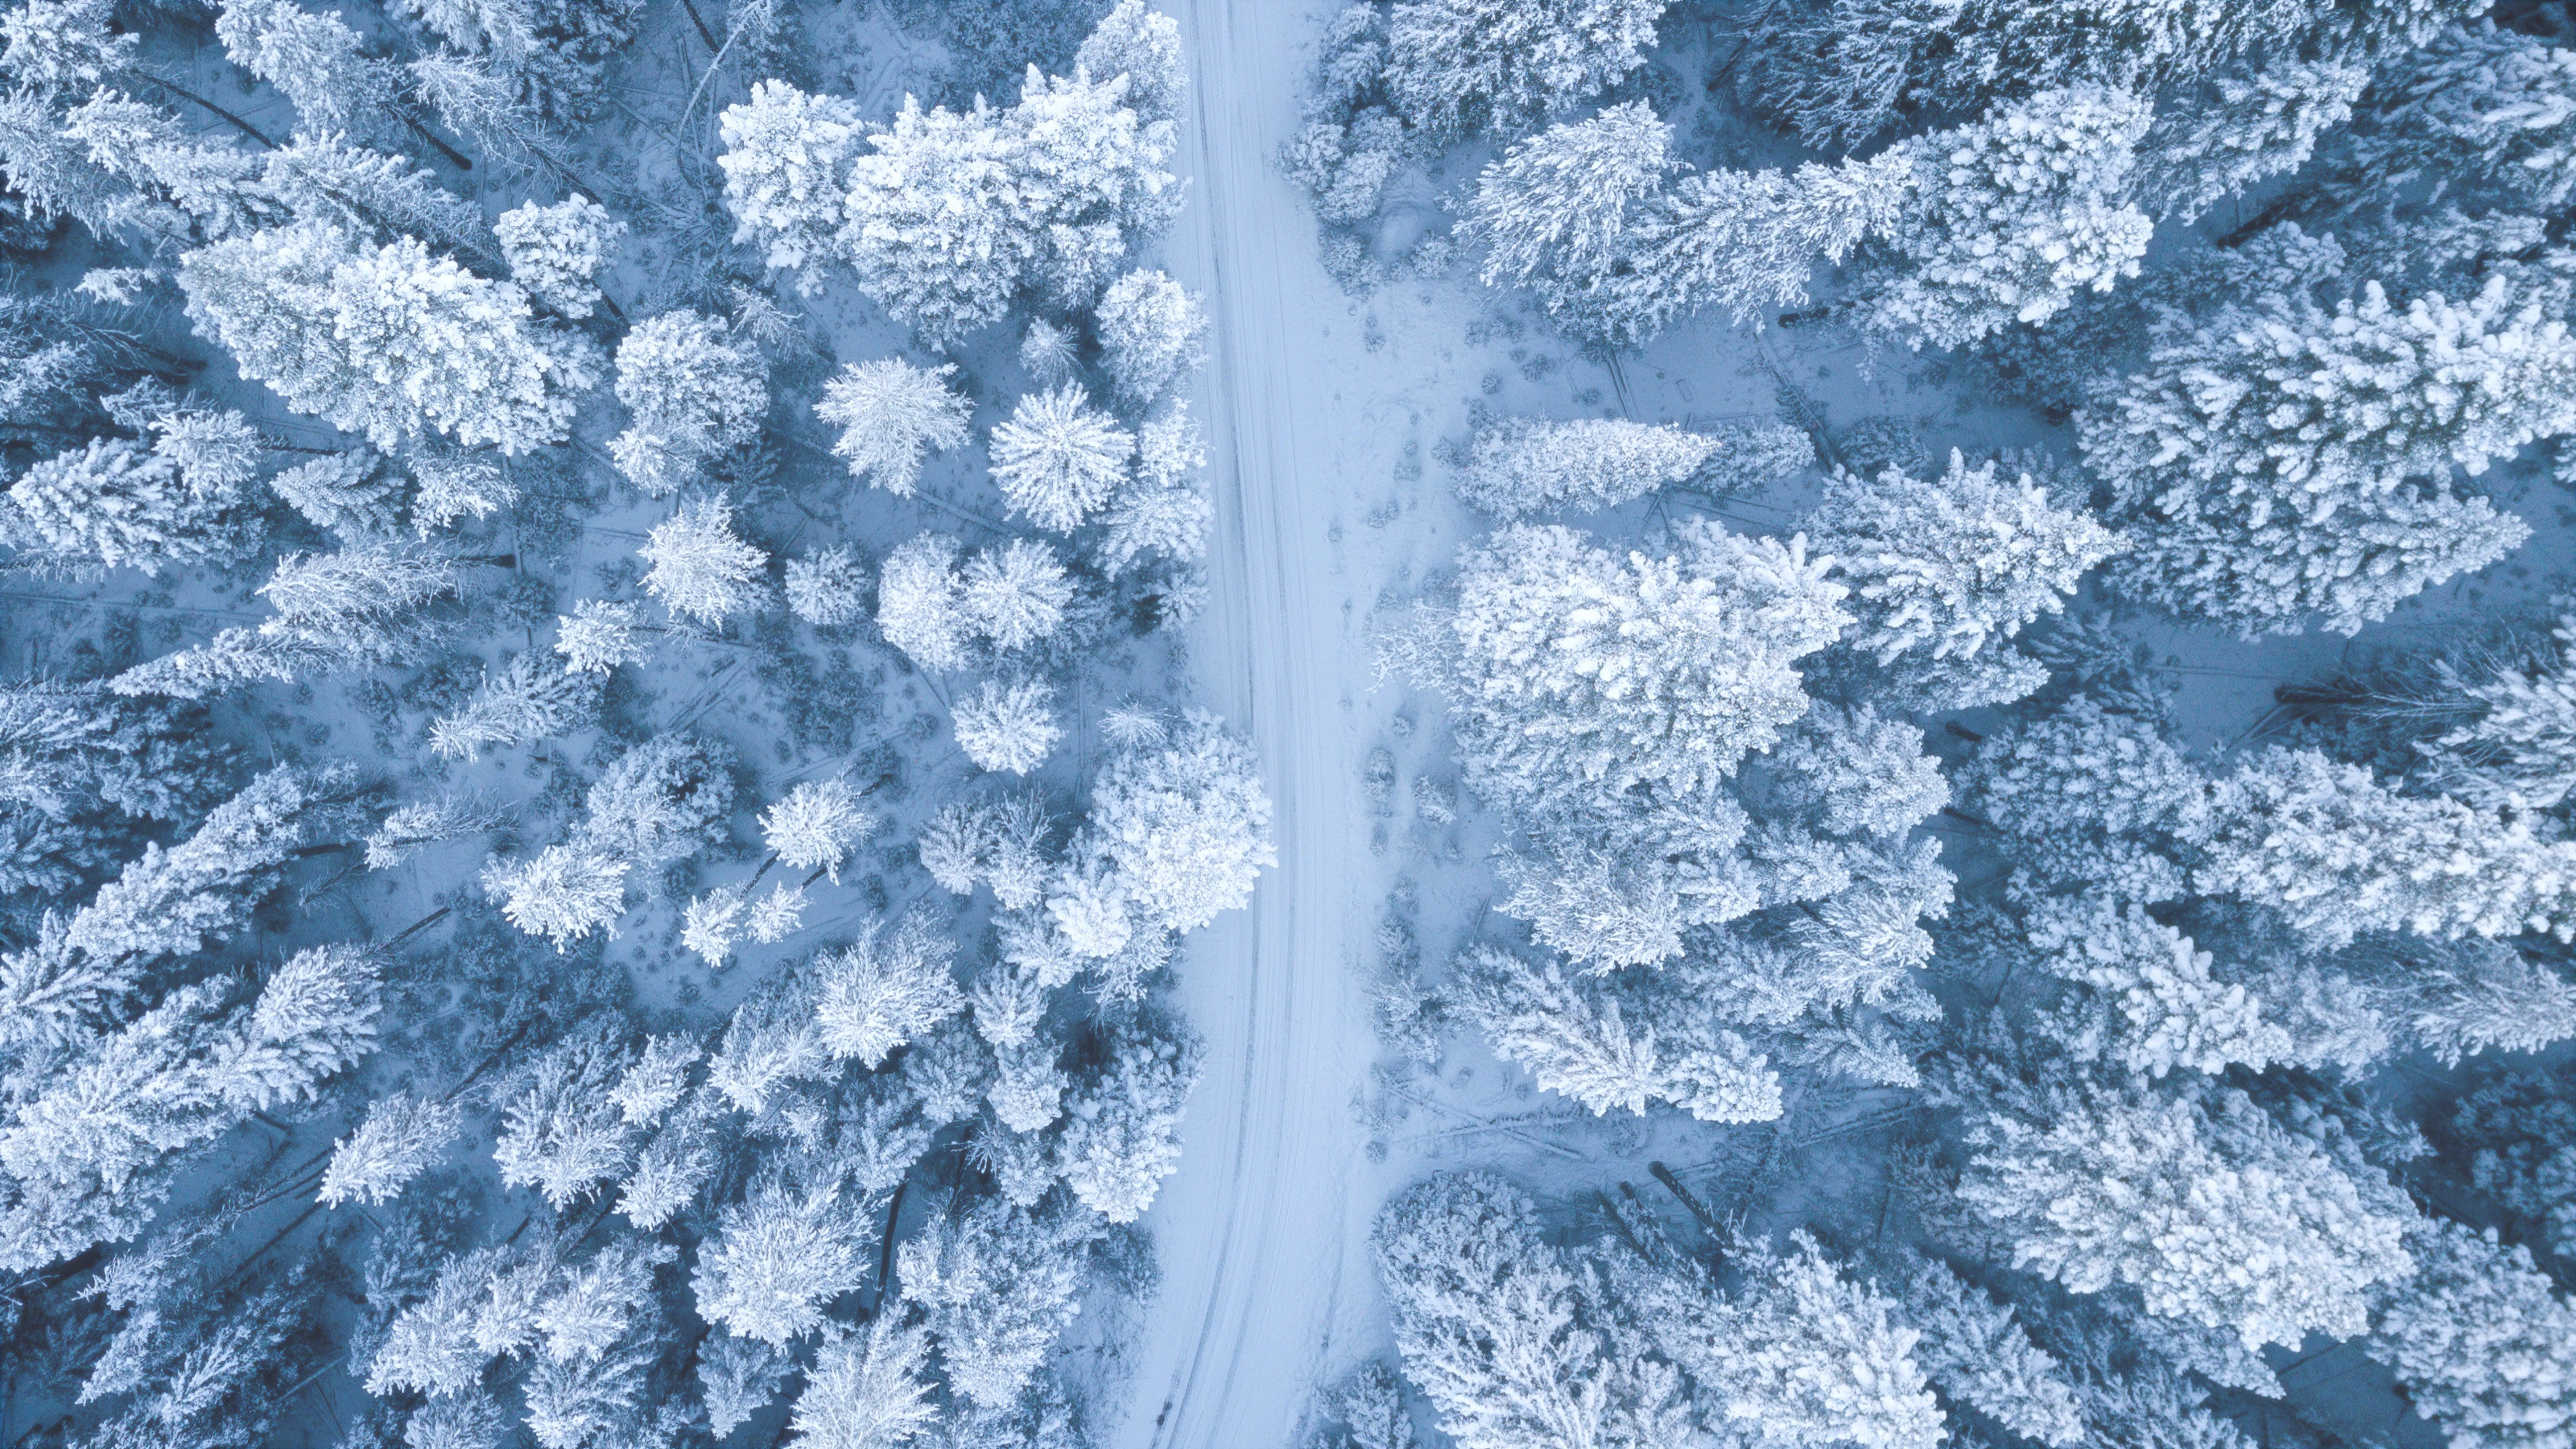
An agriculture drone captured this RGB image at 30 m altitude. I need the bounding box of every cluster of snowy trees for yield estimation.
[1298,0,2576,638]
[1315,7,2576,1449]
[0,1,1275,1446]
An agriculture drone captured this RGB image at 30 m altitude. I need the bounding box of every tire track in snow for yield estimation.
[1113,2,1379,1444]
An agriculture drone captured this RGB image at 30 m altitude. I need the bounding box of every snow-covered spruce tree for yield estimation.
[1373,1170,1691,1449]
[1602,146,1913,341]
[1743,0,2465,150]
[989,383,1135,531]
[1452,415,1715,518]
[2336,24,2576,218]
[1895,1257,2086,1447]
[0,941,382,1268]
[2136,59,2372,225]
[813,357,971,497]
[180,221,597,454]
[1959,691,2213,902]
[876,532,972,671]
[1956,1068,2417,1349]
[1384,0,1668,145]
[2079,257,2573,636]
[638,492,768,627]
[609,311,767,497]
[2413,613,2576,813]
[1094,268,1206,409]
[1,404,258,575]
[1855,85,2155,349]
[319,1092,461,1207]
[214,0,403,144]
[494,195,623,319]
[1805,452,2124,710]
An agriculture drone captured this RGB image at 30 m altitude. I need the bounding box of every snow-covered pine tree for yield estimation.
[989,383,1134,531]
[609,311,767,497]
[955,679,1063,774]
[483,843,628,949]
[1856,85,2155,349]
[1806,451,2123,709]
[180,221,596,454]
[787,1315,939,1449]
[494,195,623,319]
[1093,268,1206,408]
[1373,1170,1691,1449]
[1055,1014,1199,1221]
[638,492,769,626]
[811,910,964,1068]
[428,653,601,761]
[555,598,652,674]
[2371,1220,2576,1449]
[783,545,868,628]
[894,1195,1096,1410]
[1452,415,1715,517]
[1383,0,1667,144]
[717,80,863,294]
[1958,1070,2416,1348]
[1102,402,1211,574]
[1075,0,1188,128]
[958,538,1073,653]
[692,1181,869,1345]
[2199,746,2576,944]
[876,532,972,671]
[2,405,258,576]
[813,357,971,497]
[1080,708,1274,933]
[761,778,873,881]
[490,1028,637,1208]
[2079,257,2572,636]
[1461,101,1678,343]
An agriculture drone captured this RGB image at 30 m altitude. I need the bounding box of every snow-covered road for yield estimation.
[1112,2,1386,1443]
